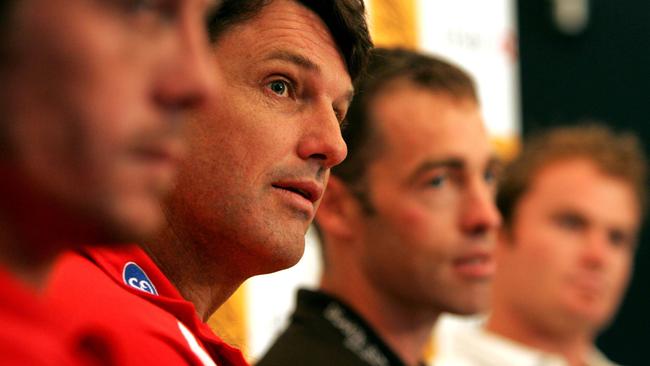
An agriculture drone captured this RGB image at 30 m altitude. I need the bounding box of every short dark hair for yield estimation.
[333,47,479,211]
[206,0,372,83]
[497,124,648,228]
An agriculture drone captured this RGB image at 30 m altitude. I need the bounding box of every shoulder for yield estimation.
[257,319,366,366]
[48,251,167,324]
[46,252,202,365]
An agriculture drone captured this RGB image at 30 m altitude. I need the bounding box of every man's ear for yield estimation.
[316,176,361,241]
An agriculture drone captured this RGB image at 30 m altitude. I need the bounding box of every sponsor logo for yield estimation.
[122,262,158,295]
[324,303,389,366]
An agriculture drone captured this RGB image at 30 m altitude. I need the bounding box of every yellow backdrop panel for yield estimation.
[370,0,419,49]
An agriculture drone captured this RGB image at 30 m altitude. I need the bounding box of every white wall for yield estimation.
[419,0,519,139]
[245,228,323,362]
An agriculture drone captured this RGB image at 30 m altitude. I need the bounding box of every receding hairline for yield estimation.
[367,78,482,148]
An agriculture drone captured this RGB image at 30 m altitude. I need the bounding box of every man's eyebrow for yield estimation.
[407,155,501,183]
[408,158,465,182]
[265,51,321,73]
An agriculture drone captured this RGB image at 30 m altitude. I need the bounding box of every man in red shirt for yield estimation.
[0,0,216,363]
[50,246,245,365]
[48,0,372,364]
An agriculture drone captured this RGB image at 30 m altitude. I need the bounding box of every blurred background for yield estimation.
[208,1,650,365]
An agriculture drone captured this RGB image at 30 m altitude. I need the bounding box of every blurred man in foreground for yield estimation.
[437,125,646,366]
[48,0,373,364]
[1,0,216,363]
[258,48,502,366]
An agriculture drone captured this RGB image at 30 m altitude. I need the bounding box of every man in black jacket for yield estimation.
[258,48,501,366]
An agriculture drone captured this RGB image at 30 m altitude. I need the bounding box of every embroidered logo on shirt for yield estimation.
[122,262,158,295]
[324,303,389,366]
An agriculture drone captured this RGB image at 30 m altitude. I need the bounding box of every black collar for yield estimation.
[294,289,426,366]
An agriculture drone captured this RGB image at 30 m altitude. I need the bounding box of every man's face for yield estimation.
[165,0,350,274]
[1,0,216,240]
[496,158,639,333]
[356,83,501,315]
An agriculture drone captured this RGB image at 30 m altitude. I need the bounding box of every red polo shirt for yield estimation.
[0,268,119,365]
[47,245,249,366]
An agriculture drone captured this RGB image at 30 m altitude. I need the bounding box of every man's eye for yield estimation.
[340,119,350,131]
[268,80,290,97]
[484,169,496,184]
[556,214,585,230]
[124,0,156,12]
[428,175,446,188]
[609,229,634,249]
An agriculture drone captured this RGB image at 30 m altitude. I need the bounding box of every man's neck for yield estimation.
[0,168,103,290]
[143,226,244,322]
[321,271,437,366]
[0,218,55,291]
[486,305,594,366]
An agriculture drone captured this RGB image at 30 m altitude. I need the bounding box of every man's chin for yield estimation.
[443,291,491,316]
[563,303,614,331]
[99,197,164,244]
[255,235,306,275]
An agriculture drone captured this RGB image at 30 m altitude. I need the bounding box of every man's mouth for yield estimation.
[571,275,607,295]
[453,251,495,279]
[274,186,311,200]
[131,140,185,166]
[271,180,323,203]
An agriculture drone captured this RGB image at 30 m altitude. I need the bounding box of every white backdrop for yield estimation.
[245,228,323,362]
[419,0,519,139]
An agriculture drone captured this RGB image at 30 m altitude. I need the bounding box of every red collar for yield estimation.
[79,245,248,366]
